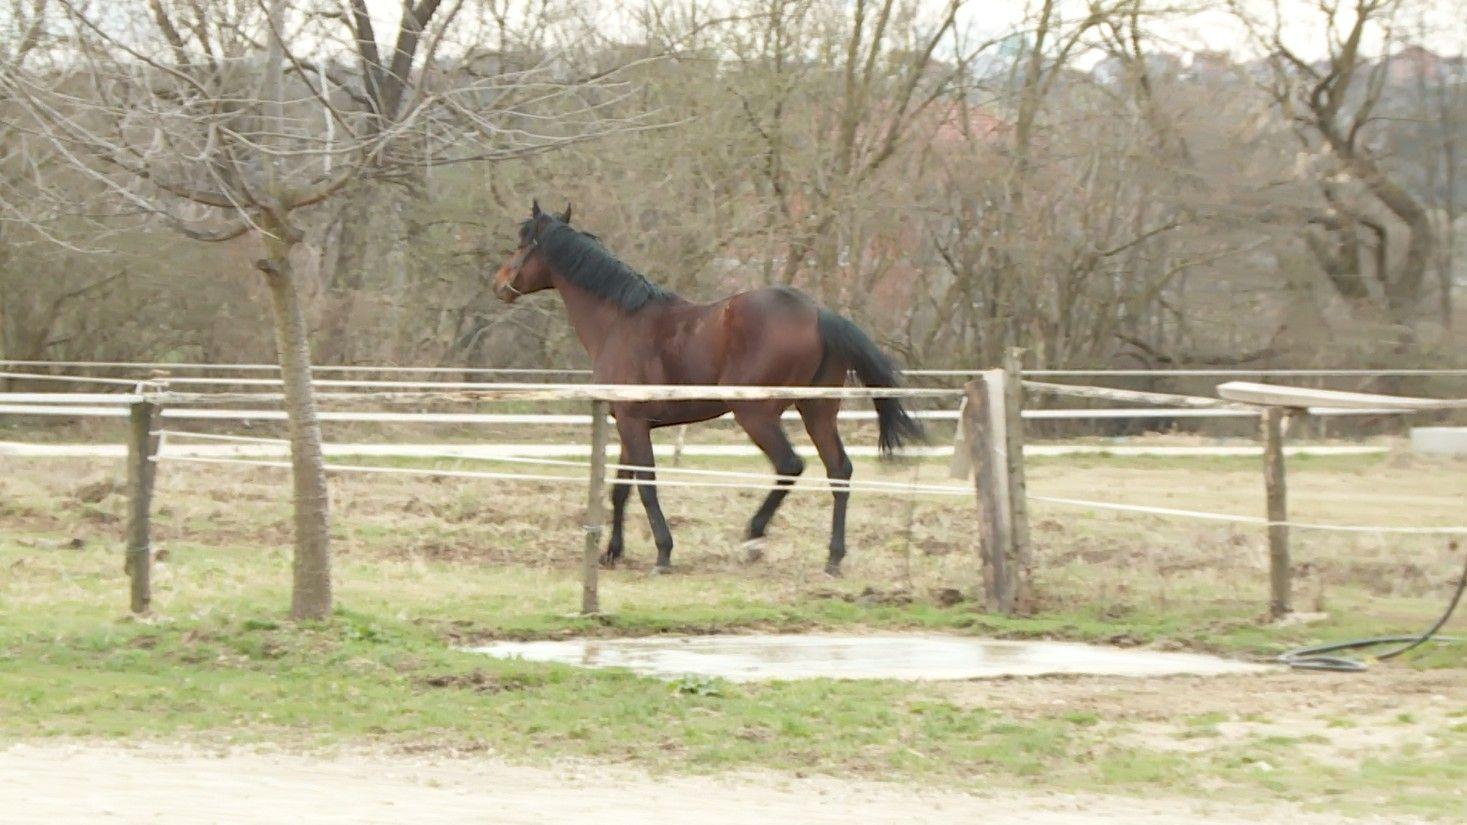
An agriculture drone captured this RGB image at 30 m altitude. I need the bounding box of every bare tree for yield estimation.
[1238,0,1437,341]
[317,0,560,364]
[724,0,969,296]
[1,0,53,371]
[2,0,650,619]
[1391,15,1466,330]
[0,0,129,387]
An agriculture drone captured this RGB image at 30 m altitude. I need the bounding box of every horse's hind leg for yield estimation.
[616,417,675,571]
[732,405,804,561]
[798,399,852,577]
[601,459,633,567]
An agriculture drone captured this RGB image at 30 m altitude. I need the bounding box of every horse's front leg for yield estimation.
[617,417,675,572]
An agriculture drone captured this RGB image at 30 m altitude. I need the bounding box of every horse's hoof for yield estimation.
[823,562,843,579]
[652,564,673,576]
[741,538,766,564]
[599,551,619,569]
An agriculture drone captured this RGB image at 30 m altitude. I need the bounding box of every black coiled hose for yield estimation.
[1278,545,1466,672]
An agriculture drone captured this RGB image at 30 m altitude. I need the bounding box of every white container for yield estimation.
[1410,427,1467,456]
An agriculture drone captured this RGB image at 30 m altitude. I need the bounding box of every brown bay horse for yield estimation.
[492,201,922,575]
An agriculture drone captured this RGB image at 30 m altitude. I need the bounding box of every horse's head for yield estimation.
[493,199,571,303]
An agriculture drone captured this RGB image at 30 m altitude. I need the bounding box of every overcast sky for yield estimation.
[357,0,1466,65]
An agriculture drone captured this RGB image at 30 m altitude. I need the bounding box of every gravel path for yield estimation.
[0,742,1427,825]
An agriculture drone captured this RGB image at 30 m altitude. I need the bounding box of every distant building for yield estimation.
[1386,45,1460,85]
[1187,50,1237,83]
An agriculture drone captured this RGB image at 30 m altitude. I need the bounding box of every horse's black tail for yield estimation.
[816,308,925,456]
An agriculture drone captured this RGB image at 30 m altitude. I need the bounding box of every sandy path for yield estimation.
[0,742,1426,825]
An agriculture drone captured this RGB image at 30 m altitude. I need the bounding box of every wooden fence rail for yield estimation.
[10,358,1467,378]
[1218,381,1467,411]
[1022,380,1255,411]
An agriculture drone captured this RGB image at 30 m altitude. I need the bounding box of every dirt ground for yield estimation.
[0,741,1433,825]
[940,668,1463,726]
[938,668,1466,772]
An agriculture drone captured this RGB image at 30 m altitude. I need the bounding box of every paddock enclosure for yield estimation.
[2,357,1464,627]
[5,358,1467,820]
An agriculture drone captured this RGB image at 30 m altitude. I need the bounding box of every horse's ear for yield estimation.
[531,199,542,218]
[560,202,572,224]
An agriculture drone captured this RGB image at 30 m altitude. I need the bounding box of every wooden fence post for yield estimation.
[964,372,1021,614]
[1002,347,1033,612]
[947,395,972,479]
[582,399,610,615]
[125,398,161,614]
[1262,406,1291,618]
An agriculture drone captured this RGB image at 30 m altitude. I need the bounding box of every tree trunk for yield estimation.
[1314,106,1435,332]
[257,235,333,621]
[254,0,331,621]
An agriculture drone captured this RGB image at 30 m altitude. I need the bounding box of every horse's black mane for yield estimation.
[526,217,674,312]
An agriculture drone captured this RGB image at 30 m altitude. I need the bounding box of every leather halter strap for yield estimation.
[501,237,538,296]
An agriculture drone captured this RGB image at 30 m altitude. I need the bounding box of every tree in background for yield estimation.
[1,0,1463,398]
[0,0,102,384]
[1237,0,1439,347]
[720,0,969,297]
[315,0,596,364]
[1389,11,1466,331]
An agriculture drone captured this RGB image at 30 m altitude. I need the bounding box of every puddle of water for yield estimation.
[467,633,1271,682]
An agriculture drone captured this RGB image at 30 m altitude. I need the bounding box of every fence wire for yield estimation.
[152,431,1467,536]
